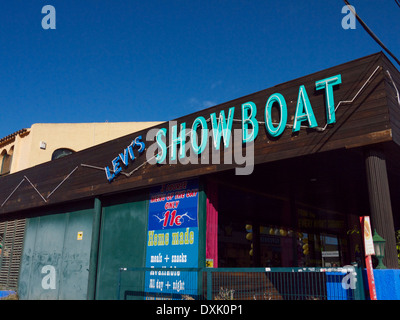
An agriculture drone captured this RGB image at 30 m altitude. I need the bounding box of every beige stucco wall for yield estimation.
[4,122,161,173]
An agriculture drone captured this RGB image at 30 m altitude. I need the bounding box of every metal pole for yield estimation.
[354,266,366,300]
[87,197,102,300]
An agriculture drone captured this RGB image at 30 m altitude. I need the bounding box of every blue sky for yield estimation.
[0,0,399,139]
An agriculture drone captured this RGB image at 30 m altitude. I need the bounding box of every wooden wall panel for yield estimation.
[383,56,400,146]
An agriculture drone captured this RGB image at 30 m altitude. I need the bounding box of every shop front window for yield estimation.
[259,225,296,267]
[217,183,349,268]
[218,185,298,268]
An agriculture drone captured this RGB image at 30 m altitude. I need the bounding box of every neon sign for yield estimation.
[153,74,342,163]
[104,74,342,181]
[104,135,145,182]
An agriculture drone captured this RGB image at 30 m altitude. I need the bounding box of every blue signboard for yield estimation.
[145,179,199,299]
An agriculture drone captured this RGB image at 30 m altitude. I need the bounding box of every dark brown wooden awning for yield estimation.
[0,52,399,216]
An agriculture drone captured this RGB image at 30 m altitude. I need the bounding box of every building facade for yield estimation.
[0,122,162,174]
[0,121,161,291]
[0,52,399,299]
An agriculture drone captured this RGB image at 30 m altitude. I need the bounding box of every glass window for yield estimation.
[216,181,349,268]
[0,148,12,175]
[320,234,340,267]
[217,185,297,268]
[51,148,75,160]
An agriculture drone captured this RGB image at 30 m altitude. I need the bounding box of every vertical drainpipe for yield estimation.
[87,197,102,300]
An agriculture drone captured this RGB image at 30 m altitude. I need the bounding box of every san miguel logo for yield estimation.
[146,180,199,248]
[150,181,198,230]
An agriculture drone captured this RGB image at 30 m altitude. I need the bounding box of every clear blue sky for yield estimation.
[0,0,399,139]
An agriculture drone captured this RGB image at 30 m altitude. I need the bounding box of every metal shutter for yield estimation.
[0,219,26,290]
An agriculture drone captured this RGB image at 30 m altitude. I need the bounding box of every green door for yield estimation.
[95,192,148,300]
[18,207,94,300]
